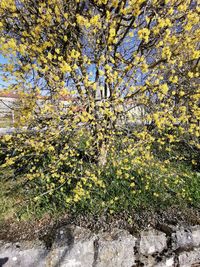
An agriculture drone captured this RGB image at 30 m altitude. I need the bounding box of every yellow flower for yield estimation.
[90,15,101,27]
[4,135,11,142]
[55,48,60,54]
[138,28,150,43]
[71,49,80,59]
[60,62,72,73]
[109,28,116,38]
[162,47,171,59]
[54,76,60,81]
[188,71,194,78]
[169,76,178,83]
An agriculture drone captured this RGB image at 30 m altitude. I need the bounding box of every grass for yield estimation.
[0,178,17,222]
[0,160,199,223]
[0,159,200,242]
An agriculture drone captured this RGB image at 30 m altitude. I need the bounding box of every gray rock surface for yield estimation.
[0,225,200,267]
[191,226,200,247]
[172,226,200,251]
[139,229,167,255]
[96,229,136,267]
[172,227,193,250]
[46,226,96,267]
[0,241,48,267]
[178,248,200,267]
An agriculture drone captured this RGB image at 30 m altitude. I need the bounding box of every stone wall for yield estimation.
[0,225,200,267]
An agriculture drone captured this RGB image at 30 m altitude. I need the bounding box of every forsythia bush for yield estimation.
[0,0,199,213]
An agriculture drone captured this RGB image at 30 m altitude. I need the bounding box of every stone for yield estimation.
[96,229,136,267]
[0,241,48,267]
[154,257,174,267]
[46,241,95,267]
[0,227,96,267]
[0,225,200,267]
[191,226,200,247]
[172,227,194,250]
[178,248,200,267]
[46,226,96,267]
[139,229,167,255]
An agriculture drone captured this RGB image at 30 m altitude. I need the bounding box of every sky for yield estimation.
[0,54,7,64]
[0,55,8,89]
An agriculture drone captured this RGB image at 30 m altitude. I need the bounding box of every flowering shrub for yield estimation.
[0,0,199,214]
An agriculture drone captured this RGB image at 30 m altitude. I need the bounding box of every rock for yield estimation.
[139,229,167,255]
[137,255,175,267]
[0,227,96,267]
[0,241,48,267]
[178,248,200,267]
[96,229,136,267]
[172,226,200,250]
[46,226,96,267]
[0,225,200,267]
[191,226,200,247]
[46,240,95,267]
[154,257,174,267]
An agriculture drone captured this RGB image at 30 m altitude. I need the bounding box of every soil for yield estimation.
[0,206,199,243]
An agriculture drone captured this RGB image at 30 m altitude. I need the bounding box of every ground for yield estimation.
[0,207,199,243]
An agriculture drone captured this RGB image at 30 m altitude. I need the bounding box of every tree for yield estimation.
[0,0,199,206]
